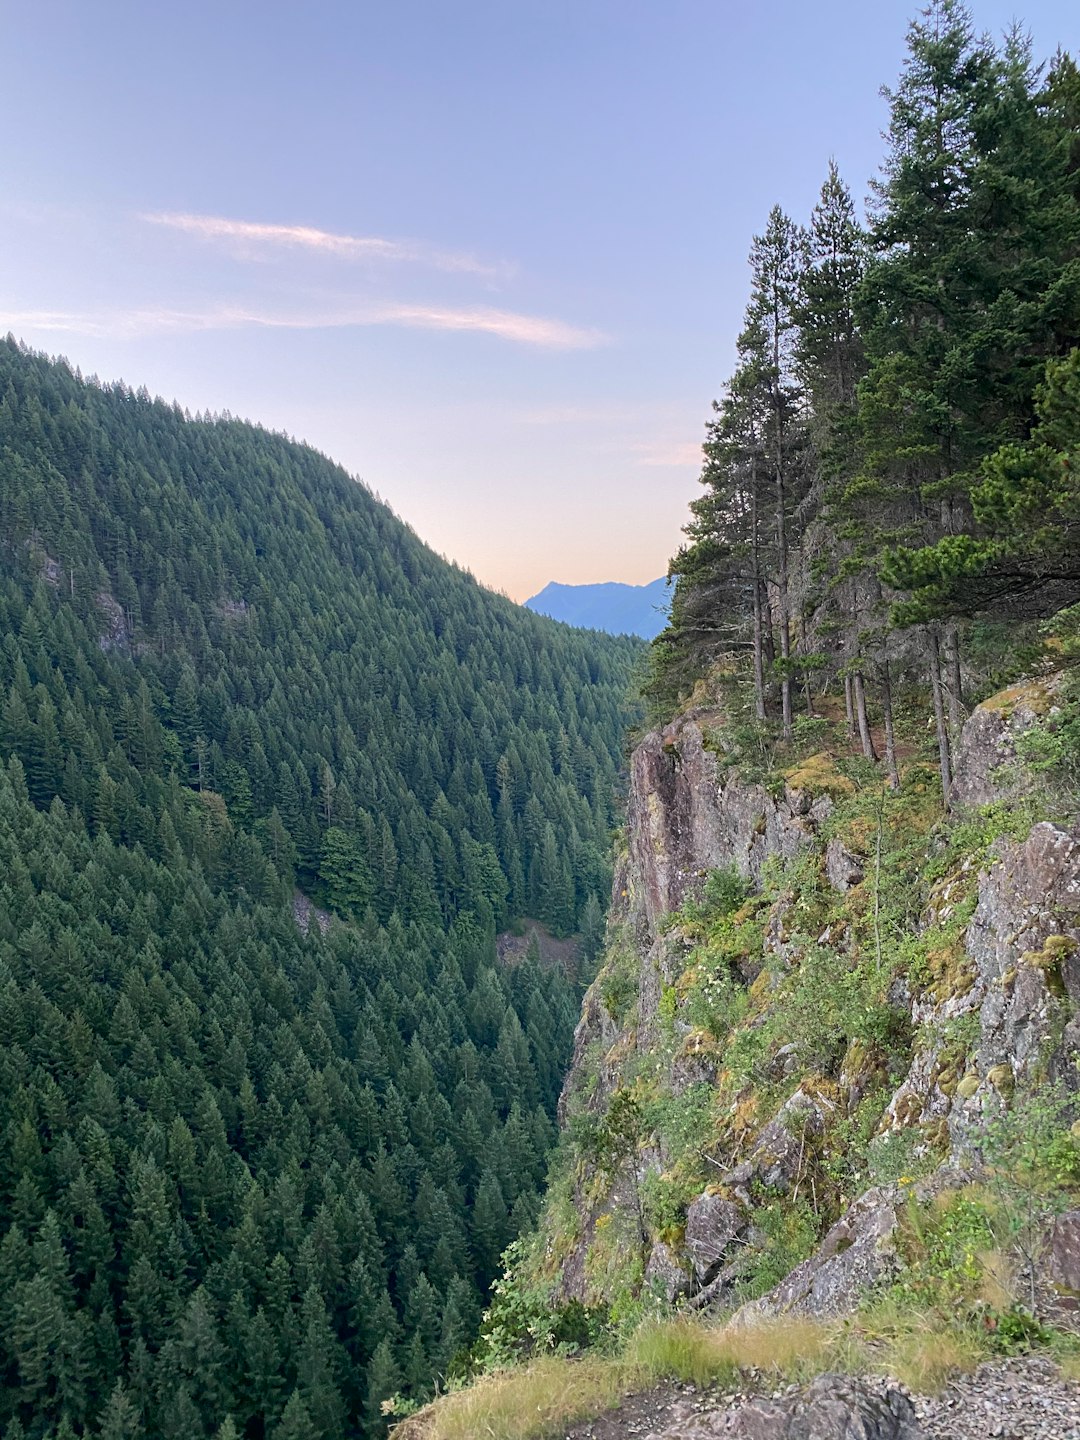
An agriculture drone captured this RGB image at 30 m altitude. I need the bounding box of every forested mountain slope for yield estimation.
[0,339,641,1440]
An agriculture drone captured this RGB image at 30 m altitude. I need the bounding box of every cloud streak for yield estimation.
[1,300,604,350]
[142,211,510,280]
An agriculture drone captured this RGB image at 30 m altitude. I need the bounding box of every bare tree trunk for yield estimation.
[776,485,793,740]
[844,673,856,740]
[927,625,953,801]
[801,618,814,717]
[944,623,965,741]
[751,484,767,722]
[854,670,878,762]
[773,309,793,740]
[762,587,776,670]
[880,656,900,790]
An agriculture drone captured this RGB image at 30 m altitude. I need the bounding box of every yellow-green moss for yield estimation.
[924,940,976,1002]
[784,751,856,799]
[978,678,1053,718]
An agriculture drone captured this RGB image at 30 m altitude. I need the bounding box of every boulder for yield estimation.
[643,1240,691,1302]
[653,1373,921,1439]
[1045,1211,1080,1294]
[826,835,865,892]
[949,677,1060,811]
[733,1186,902,1321]
[683,1193,746,1284]
[735,1087,835,1198]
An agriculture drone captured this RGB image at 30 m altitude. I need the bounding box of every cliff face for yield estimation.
[542,683,1080,1316]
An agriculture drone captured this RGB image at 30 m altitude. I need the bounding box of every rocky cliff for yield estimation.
[537,676,1080,1319]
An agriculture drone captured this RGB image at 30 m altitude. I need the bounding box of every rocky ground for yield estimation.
[561,1357,1080,1439]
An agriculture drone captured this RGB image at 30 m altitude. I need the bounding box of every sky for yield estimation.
[2,1,1078,601]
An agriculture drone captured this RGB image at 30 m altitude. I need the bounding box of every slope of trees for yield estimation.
[0,340,642,1438]
[0,338,640,938]
[651,1,1080,798]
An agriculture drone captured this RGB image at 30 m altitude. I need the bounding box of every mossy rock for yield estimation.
[987,1063,1015,1096]
[784,751,856,800]
[978,678,1054,718]
[956,1072,981,1099]
[892,1092,925,1128]
[925,940,976,1002]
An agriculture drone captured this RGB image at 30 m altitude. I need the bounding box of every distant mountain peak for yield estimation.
[524,577,670,638]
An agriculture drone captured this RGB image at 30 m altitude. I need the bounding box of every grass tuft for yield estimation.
[391,1357,630,1440]
[394,1316,840,1440]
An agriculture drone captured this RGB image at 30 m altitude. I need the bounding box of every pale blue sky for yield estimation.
[2,1,1077,599]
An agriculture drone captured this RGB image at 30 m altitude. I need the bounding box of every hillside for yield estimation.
[524,579,670,640]
[0,339,642,1440]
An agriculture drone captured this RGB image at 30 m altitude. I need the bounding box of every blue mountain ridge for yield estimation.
[524,576,671,639]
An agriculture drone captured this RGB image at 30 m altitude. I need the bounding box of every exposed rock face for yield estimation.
[626,719,836,945]
[826,835,864,891]
[643,1240,690,1302]
[734,1185,904,1321]
[949,677,1061,811]
[652,1374,922,1440]
[1045,1211,1080,1294]
[628,719,728,938]
[95,590,130,654]
[884,822,1080,1154]
[552,688,1080,1318]
[684,1194,746,1284]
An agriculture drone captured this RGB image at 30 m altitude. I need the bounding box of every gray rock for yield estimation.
[1045,1210,1080,1294]
[1049,1015,1080,1098]
[625,718,829,946]
[643,1240,691,1302]
[684,1193,746,1284]
[949,676,1061,811]
[654,1373,921,1439]
[741,1087,834,1196]
[826,835,865,892]
[880,820,1080,1157]
[733,1185,903,1321]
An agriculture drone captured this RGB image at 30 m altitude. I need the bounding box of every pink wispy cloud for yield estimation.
[141,211,510,280]
[1,300,604,350]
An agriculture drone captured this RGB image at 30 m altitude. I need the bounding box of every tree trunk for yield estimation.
[761,586,776,669]
[751,483,767,722]
[927,625,953,801]
[854,670,877,762]
[880,657,900,790]
[800,618,814,717]
[844,673,856,740]
[773,300,793,740]
[944,623,964,741]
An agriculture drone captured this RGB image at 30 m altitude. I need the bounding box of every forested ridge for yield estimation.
[0,339,641,1439]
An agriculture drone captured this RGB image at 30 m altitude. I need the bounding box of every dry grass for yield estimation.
[394,1304,1005,1440]
[882,1323,984,1393]
[858,1298,987,1394]
[975,1248,1017,1311]
[719,1316,836,1379]
[393,1316,839,1440]
[391,1356,631,1440]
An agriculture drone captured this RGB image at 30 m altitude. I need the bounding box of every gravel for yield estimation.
[562,1357,1080,1439]
[911,1355,1080,1440]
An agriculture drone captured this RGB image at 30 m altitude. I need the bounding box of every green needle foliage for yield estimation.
[0,339,642,1438]
[649,1,1080,801]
